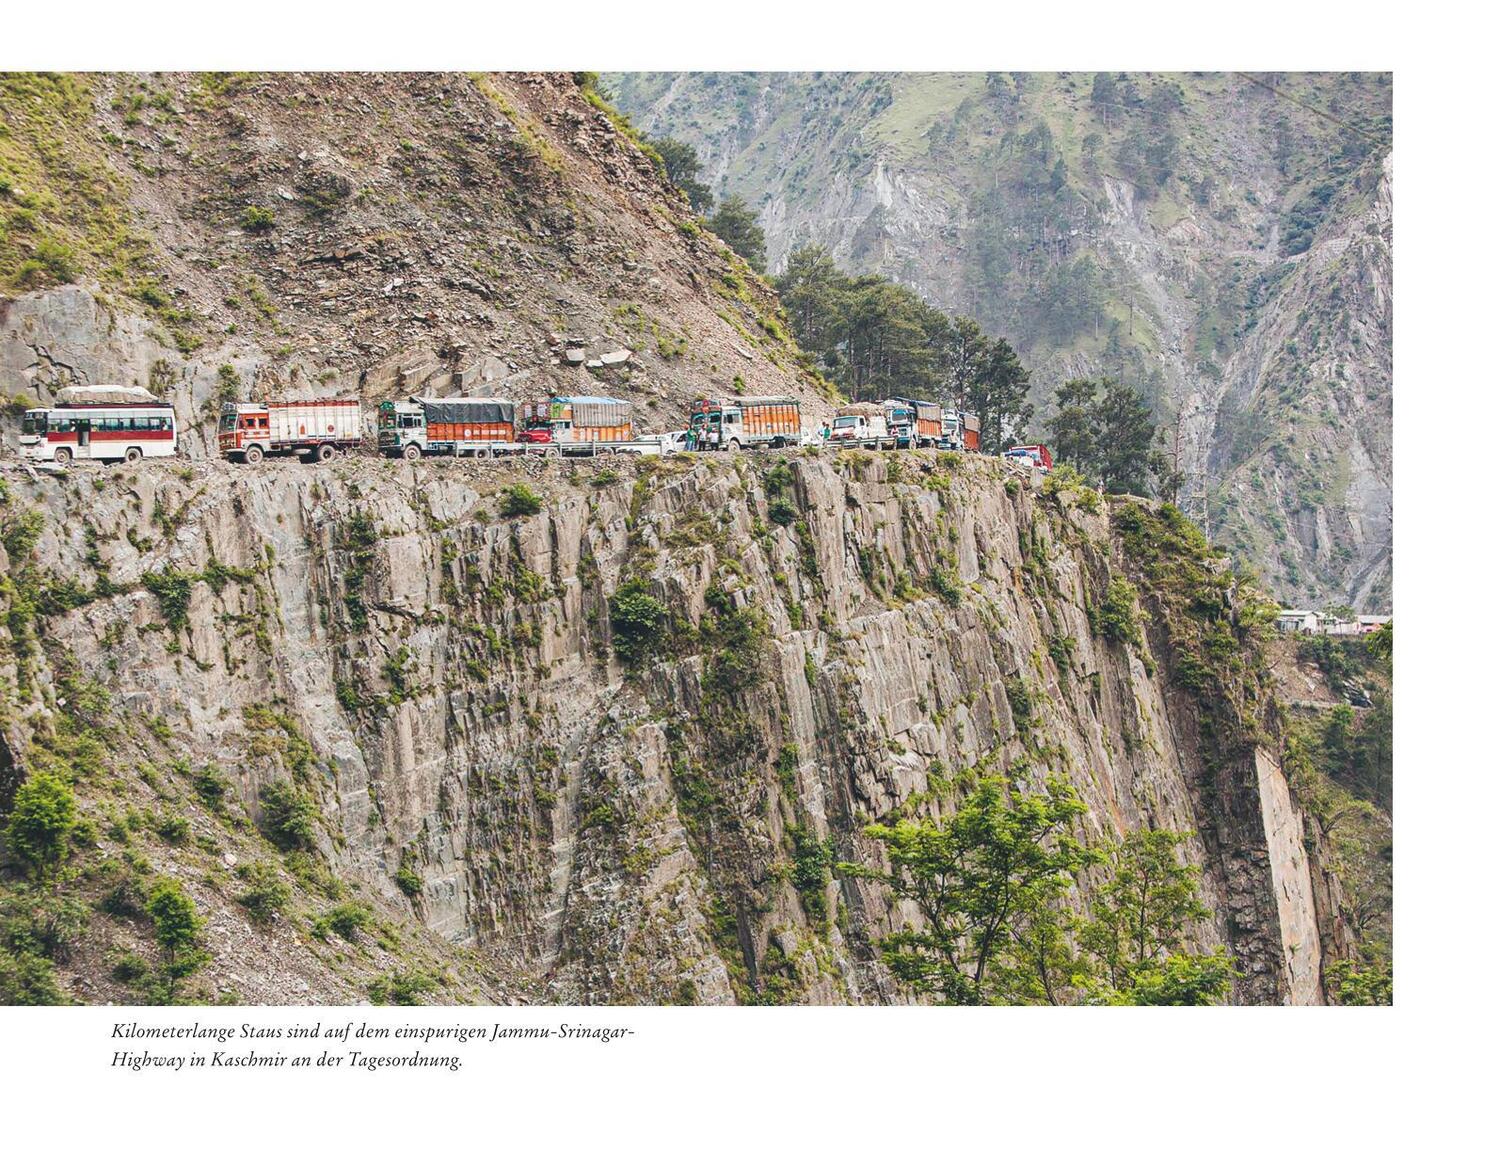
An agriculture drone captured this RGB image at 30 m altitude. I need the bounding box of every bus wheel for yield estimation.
[402,444,421,461]
[53,446,73,465]
[244,446,264,465]
[124,447,143,463]
[316,443,336,463]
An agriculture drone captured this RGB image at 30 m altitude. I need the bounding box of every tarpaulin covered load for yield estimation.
[414,397,516,425]
[54,385,162,407]
[529,396,633,441]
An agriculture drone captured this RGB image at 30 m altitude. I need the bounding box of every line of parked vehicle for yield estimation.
[16,386,1054,472]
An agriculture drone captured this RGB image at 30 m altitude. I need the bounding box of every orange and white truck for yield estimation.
[218,399,362,463]
[689,395,801,451]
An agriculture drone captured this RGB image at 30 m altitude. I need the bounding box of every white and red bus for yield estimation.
[20,401,178,464]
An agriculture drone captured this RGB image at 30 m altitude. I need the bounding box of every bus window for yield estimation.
[22,412,44,435]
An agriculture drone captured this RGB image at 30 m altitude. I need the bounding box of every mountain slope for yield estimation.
[0,72,829,453]
[607,72,1392,607]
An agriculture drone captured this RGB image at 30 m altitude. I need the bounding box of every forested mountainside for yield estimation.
[0,71,828,454]
[606,72,1393,609]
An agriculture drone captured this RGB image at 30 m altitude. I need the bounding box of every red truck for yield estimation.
[1004,444,1054,471]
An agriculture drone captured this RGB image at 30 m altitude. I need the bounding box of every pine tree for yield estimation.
[1045,378,1100,472]
[650,137,714,212]
[707,195,767,272]
[1093,377,1157,494]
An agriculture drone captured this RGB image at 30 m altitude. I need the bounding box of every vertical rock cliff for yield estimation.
[0,451,1345,1003]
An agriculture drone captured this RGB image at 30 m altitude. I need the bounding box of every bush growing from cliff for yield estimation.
[499,483,543,518]
[841,774,1089,1005]
[141,568,195,633]
[313,900,374,942]
[787,823,833,927]
[368,969,435,1005]
[4,770,76,882]
[145,878,209,999]
[1076,830,1230,1004]
[608,579,670,667]
[1002,675,1036,733]
[1325,957,1392,1005]
[929,566,964,605]
[0,948,68,1004]
[239,205,276,232]
[1093,577,1144,649]
[258,781,318,851]
[395,865,422,898]
[235,862,291,926]
[2,509,45,560]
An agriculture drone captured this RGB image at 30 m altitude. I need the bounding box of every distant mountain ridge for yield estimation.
[606,72,1392,608]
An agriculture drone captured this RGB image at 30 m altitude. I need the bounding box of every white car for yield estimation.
[648,430,691,454]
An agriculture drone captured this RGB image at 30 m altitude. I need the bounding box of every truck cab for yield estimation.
[377,400,427,457]
[830,412,890,447]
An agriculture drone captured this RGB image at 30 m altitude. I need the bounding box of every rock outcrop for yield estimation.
[0,450,1345,1003]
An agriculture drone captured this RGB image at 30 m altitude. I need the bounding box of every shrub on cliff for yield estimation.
[608,579,669,666]
[4,770,76,882]
[235,862,291,926]
[1093,577,1144,649]
[145,878,210,1000]
[843,777,1231,1005]
[499,483,543,518]
[258,781,318,851]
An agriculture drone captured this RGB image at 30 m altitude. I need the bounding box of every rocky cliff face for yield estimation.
[607,72,1392,609]
[0,450,1346,1003]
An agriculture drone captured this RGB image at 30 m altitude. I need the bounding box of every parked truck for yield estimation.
[525,396,634,444]
[962,412,981,452]
[218,399,362,463]
[1004,443,1054,471]
[829,402,894,448]
[895,398,944,446]
[378,396,517,459]
[689,395,801,451]
[882,400,916,448]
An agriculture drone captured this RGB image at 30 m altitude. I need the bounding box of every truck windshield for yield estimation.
[834,416,858,427]
[218,410,238,432]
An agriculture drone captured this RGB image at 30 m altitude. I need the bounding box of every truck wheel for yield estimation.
[402,444,421,461]
[124,447,143,463]
[728,438,741,452]
[474,447,492,460]
[53,446,73,465]
[316,443,337,463]
[244,445,264,465]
